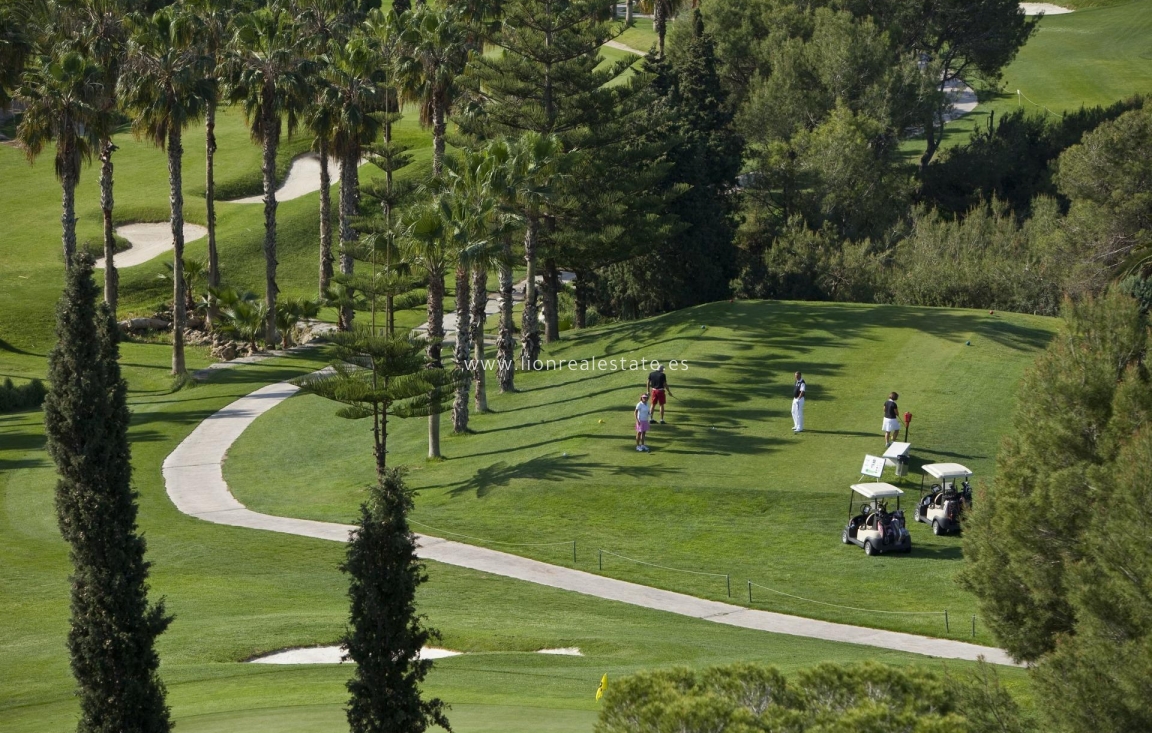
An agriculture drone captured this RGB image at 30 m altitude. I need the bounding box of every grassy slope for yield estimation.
[226,300,1055,645]
[910,0,1152,154]
[0,349,1033,733]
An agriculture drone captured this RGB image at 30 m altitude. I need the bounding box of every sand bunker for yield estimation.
[1020,3,1073,15]
[248,645,583,664]
[226,154,361,204]
[95,222,207,269]
[249,646,462,665]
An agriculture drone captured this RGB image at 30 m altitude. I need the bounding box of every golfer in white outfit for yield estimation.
[792,371,806,433]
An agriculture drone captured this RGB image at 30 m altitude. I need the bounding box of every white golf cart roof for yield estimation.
[850,483,904,499]
[922,463,973,480]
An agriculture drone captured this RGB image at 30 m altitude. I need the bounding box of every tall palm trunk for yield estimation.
[338,150,358,331]
[426,267,445,458]
[167,126,187,376]
[451,266,471,433]
[205,101,220,329]
[497,240,515,392]
[261,102,280,348]
[542,257,560,343]
[520,217,540,369]
[470,266,488,412]
[318,138,334,299]
[432,97,446,177]
[99,139,118,312]
[625,0,633,23]
[61,146,79,269]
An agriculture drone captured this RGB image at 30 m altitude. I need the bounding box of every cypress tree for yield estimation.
[43,253,172,733]
[343,468,450,733]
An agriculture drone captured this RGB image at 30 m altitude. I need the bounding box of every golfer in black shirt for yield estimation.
[646,365,673,424]
[883,392,901,445]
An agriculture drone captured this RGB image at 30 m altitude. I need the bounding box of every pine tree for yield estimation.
[343,468,450,733]
[43,253,172,733]
[603,10,741,317]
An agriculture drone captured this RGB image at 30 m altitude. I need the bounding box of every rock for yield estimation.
[212,343,237,361]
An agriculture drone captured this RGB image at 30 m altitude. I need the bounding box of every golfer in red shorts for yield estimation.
[646,365,673,424]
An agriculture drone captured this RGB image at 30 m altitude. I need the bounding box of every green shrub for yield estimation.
[0,377,48,413]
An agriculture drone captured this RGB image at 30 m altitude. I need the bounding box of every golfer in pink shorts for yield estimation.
[635,393,652,452]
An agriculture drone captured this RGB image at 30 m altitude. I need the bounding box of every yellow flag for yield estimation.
[595,673,608,701]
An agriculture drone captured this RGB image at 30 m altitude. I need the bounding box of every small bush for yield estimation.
[0,377,48,413]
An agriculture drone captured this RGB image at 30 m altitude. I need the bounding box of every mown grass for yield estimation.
[0,347,1034,733]
[225,300,1055,646]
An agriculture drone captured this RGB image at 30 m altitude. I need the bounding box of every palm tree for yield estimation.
[225,4,313,345]
[182,0,231,330]
[402,202,452,458]
[503,132,563,371]
[440,147,501,434]
[296,0,355,300]
[120,7,212,376]
[399,4,469,177]
[16,50,104,269]
[72,0,127,312]
[322,35,384,331]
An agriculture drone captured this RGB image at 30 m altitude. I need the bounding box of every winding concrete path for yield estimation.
[162,379,1017,667]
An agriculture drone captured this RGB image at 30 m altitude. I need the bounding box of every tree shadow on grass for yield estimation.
[908,544,964,561]
[447,453,595,497]
[0,455,49,470]
[0,337,43,357]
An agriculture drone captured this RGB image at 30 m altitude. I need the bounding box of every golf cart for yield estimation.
[915,463,973,535]
[842,483,912,556]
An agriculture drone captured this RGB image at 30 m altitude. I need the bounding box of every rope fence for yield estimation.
[598,549,732,597]
[1017,88,1057,116]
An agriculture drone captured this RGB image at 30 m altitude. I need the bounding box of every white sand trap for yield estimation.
[537,647,583,656]
[249,645,462,665]
[226,154,362,204]
[95,222,207,269]
[1021,3,1073,15]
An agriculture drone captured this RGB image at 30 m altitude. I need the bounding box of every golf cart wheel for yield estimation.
[841,529,850,545]
[932,520,943,536]
[864,540,875,556]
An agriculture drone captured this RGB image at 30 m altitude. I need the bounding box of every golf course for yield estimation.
[2,0,1150,731]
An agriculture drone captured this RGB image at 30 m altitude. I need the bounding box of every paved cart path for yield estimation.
[163,379,1017,667]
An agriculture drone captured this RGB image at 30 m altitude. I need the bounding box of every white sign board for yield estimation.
[860,454,885,478]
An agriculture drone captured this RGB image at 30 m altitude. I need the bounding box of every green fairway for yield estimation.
[914,0,1152,153]
[224,300,1055,645]
[0,348,1035,733]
